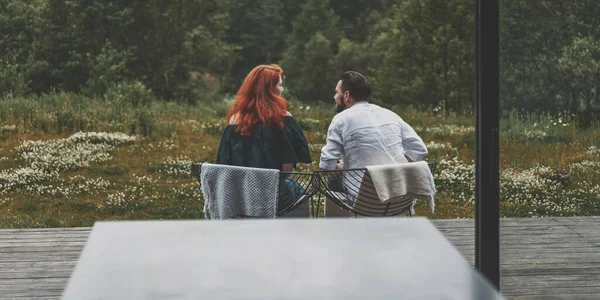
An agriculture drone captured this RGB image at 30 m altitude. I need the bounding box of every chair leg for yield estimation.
[383,203,391,216]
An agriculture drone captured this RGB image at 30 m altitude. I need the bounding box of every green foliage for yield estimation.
[331,38,369,75]
[0,91,225,139]
[368,0,475,109]
[0,0,48,95]
[500,1,600,114]
[558,36,600,112]
[1,0,235,102]
[0,54,30,96]
[500,110,577,143]
[224,0,288,91]
[130,107,156,137]
[82,41,134,96]
[280,0,341,101]
[105,81,154,108]
[0,0,599,118]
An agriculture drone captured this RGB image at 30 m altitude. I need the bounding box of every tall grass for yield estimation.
[0,91,229,140]
[0,92,599,227]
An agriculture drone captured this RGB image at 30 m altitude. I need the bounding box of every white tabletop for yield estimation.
[62,218,504,299]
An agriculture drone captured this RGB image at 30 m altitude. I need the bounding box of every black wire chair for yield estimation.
[313,162,437,217]
[192,163,318,218]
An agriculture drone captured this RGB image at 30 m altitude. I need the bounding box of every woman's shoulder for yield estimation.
[230,112,292,124]
[228,114,239,125]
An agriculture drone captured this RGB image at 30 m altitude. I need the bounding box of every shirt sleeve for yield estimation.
[319,116,344,170]
[401,119,428,161]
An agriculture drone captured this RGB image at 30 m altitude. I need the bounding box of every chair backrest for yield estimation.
[277,171,318,217]
[192,163,317,218]
[316,162,437,217]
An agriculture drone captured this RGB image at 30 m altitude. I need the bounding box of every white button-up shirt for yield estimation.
[319,101,427,170]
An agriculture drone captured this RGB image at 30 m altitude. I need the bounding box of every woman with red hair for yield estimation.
[216,64,311,171]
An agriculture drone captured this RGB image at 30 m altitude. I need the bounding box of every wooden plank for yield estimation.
[509,294,600,300]
[449,242,595,249]
[448,246,600,255]
[438,227,576,236]
[560,229,600,237]
[0,230,90,235]
[502,268,600,276]
[0,270,73,280]
[577,233,600,239]
[0,280,67,297]
[499,252,600,259]
[0,234,88,240]
[0,234,90,241]
[562,223,600,229]
[498,257,600,265]
[502,278,600,289]
[0,297,59,300]
[435,224,571,231]
[0,227,92,233]
[448,245,600,254]
[584,239,600,246]
[555,216,600,223]
[0,261,77,270]
[458,262,600,270]
[2,284,66,292]
[501,287,600,296]
[445,233,581,240]
[431,219,474,228]
[499,218,561,227]
[497,227,569,233]
[0,239,88,246]
[501,263,600,270]
[0,277,68,286]
[1,266,76,276]
[0,253,82,263]
[0,289,65,298]
[502,267,600,276]
[0,250,83,257]
[0,241,86,247]
[0,230,89,237]
[446,234,587,243]
[501,274,600,283]
[0,237,86,244]
[500,241,599,248]
[499,234,586,241]
[442,249,600,262]
[0,245,84,253]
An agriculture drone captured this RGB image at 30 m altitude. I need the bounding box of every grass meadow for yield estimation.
[1,92,599,228]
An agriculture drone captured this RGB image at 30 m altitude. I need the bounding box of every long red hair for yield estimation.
[226,64,289,136]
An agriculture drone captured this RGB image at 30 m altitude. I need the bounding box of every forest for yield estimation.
[1,0,599,115]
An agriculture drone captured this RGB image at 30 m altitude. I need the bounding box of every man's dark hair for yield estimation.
[339,71,372,101]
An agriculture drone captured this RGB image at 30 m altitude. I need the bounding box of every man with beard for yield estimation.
[319,71,428,216]
[320,71,427,170]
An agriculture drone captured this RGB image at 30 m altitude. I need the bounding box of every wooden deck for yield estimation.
[1,217,599,299]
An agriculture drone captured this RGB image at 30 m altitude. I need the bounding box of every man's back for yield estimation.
[319,101,427,170]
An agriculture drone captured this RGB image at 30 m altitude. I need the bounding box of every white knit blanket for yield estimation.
[365,161,436,214]
[200,163,279,219]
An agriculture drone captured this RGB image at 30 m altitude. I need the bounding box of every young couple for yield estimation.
[216,64,427,172]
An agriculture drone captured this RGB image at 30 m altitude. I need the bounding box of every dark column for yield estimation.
[475,0,500,290]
